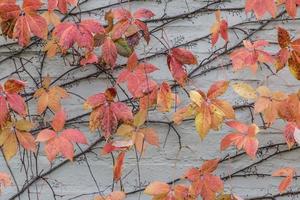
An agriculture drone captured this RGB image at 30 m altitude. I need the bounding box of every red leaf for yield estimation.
[58,135,74,161]
[284,122,296,149]
[111,102,133,122]
[36,129,57,142]
[133,9,155,19]
[230,40,274,73]
[168,55,187,86]
[102,38,117,68]
[222,121,260,158]
[245,0,277,19]
[6,93,27,116]
[112,8,132,21]
[211,10,228,46]
[113,151,125,181]
[80,52,98,66]
[61,129,87,144]
[48,0,77,14]
[45,137,60,161]
[171,48,197,65]
[51,109,66,132]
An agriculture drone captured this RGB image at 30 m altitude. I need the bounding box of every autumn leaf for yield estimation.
[36,109,87,162]
[80,52,98,66]
[34,75,69,115]
[167,48,197,86]
[145,181,170,197]
[231,82,257,100]
[0,119,36,160]
[113,151,125,181]
[277,0,300,18]
[112,7,154,43]
[53,19,105,52]
[183,159,224,200]
[0,0,47,46]
[245,0,277,19]
[84,88,133,139]
[284,122,296,149]
[272,167,296,193]
[94,191,126,200]
[157,81,179,112]
[230,40,274,73]
[221,121,260,159]
[117,52,158,97]
[274,27,300,79]
[0,79,27,126]
[0,172,11,193]
[102,37,118,68]
[211,10,228,47]
[254,86,287,125]
[278,93,300,127]
[42,11,60,26]
[174,81,234,140]
[116,110,159,154]
[48,0,77,14]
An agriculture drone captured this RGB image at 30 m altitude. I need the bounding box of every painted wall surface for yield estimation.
[1,0,300,199]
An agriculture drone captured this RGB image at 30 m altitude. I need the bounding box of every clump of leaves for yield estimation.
[275,27,300,80]
[230,40,274,73]
[83,88,133,139]
[0,79,27,127]
[245,0,277,19]
[117,52,158,98]
[221,121,260,159]
[173,80,235,139]
[183,159,224,200]
[0,0,48,46]
[116,110,160,154]
[167,48,197,86]
[34,75,69,115]
[36,109,87,162]
[211,10,228,47]
[0,119,36,160]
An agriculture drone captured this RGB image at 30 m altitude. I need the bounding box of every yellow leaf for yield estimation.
[2,134,17,160]
[116,124,134,137]
[231,82,257,99]
[195,105,211,140]
[15,119,34,132]
[189,90,204,106]
[134,110,147,127]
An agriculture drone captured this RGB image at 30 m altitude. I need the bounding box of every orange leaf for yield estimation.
[113,152,125,181]
[144,181,170,196]
[207,80,229,99]
[278,27,291,48]
[272,167,296,193]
